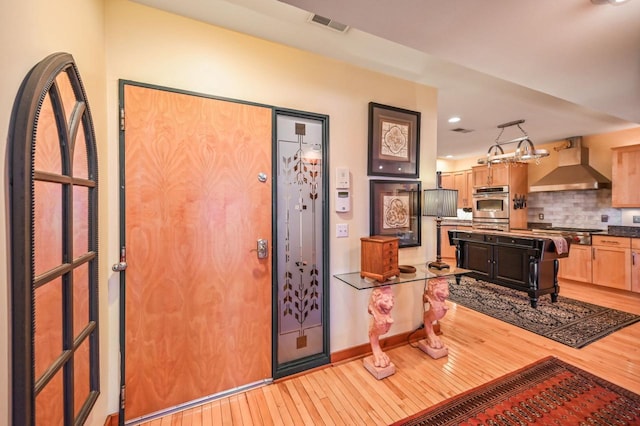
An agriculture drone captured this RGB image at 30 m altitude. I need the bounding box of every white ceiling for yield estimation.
[133,0,640,159]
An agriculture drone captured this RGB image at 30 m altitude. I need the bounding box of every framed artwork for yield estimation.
[367,102,421,178]
[370,180,422,248]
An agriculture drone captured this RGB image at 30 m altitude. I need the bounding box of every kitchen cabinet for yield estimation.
[441,224,472,262]
[591,235,631,291]
[472,163,527,188]
[440,170,472,208]
[440,172,454,191]
[453,170,473,208]
[632,238,640,293]
[441,225,458,261]
[558,245,592,283]
[612,144,640,207]
[472,163,510,187]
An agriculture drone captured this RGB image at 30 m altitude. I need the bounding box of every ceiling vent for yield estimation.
[308,14,349,33]
[450,128,474,133]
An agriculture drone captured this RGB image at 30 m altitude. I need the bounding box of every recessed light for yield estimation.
[448,116,461,124]
[445,155,453,159]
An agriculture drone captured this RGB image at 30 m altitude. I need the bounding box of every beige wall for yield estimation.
[0,0,108,424]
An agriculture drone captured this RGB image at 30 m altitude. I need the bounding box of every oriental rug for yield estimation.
[447,277,640,348]
[392,356,640,426]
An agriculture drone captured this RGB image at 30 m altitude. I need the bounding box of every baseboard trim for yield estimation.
[330,327,426,364]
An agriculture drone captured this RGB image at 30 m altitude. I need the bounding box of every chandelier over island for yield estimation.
[478,119,549,165]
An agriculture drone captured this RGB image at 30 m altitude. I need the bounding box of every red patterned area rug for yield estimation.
[392,356,640,426]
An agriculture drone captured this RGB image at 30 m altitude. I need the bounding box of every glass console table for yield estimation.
[334,265,470,290]
[334,265,471,380]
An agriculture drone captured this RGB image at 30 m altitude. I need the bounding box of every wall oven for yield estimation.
[472,186,510,231]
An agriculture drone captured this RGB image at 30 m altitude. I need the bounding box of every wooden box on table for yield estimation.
[360,236,400,282]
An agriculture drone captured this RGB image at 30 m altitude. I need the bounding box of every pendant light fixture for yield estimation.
[477,119,549,165]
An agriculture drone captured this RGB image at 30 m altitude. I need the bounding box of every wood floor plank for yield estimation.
[323,367,378,425]
[219,398,232,425]
[298,374,338,425]
[313,368,369,425]
[131,280,640,425]
[246,388,269,426]
[292,378,324,423]
[200,402,213,426]
[271,383,299,425]
[180,407,194,426]
[342,360,396,424]
[260,386,287,426]
[272,381,305,425]
[284,378,320,425]
[209,400,222,425]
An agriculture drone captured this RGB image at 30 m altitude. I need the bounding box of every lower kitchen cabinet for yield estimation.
[632,238,640,293]
[442,225,473,263]
[441,225,458,261]
[558,245,592,283]
[591,236,631,291]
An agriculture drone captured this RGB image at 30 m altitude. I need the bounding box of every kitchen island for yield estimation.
[448,229,571,308]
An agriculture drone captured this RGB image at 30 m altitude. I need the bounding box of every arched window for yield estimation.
[9,52,100,426]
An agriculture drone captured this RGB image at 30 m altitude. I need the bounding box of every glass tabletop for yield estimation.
[334,265,472,290]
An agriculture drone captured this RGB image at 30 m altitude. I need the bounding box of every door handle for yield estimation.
[251,239,268,259]
[112,246,128,272]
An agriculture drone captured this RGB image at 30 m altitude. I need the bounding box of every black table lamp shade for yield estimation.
[423,188,458,269]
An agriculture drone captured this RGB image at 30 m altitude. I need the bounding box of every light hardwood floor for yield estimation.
[135,280,640,425]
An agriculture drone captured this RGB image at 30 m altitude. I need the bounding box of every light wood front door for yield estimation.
[120,83,273,420]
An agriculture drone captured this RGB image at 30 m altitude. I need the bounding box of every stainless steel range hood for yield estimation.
[529,137,611,192]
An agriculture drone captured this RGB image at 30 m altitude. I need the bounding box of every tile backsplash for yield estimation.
[526,189,622,230]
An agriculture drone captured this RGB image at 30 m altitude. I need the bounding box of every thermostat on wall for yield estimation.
[336,189,351,212]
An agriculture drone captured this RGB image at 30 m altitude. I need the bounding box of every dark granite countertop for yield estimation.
[605,226,640,238]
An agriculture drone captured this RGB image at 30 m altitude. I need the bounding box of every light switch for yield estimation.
[336,223,349,238]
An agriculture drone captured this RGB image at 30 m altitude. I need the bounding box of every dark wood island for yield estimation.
[448,229,571,308]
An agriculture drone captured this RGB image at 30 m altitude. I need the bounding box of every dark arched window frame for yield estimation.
[8,52,100,426]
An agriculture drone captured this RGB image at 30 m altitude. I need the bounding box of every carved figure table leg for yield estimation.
[418,277,450,359]
[363,285,396,380]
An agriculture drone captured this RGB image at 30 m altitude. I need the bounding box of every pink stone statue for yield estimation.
[423,277,450,350]
[367,286,394,368]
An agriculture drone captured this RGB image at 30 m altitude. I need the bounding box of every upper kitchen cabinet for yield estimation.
[612,144,640,207]
[472,163,528,189]
[454,170,473,209]
[440,172,454,191]
[441,170,473,209]
[472,163,510,187]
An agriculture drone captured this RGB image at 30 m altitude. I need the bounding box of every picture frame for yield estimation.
[369,180,422,248]
[367,102,421,178]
